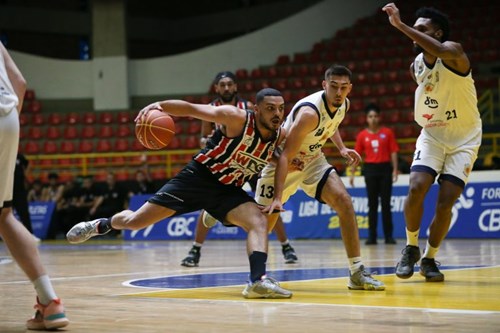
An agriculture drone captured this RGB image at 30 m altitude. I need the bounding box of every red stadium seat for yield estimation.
[26,100,42,113]
[96,139,112,152]
[43,141,58,154]
[278,65,294,78]
[28,127,43,139]
[78,140,94,153]
[63,126,78,140]
[116,124,132,137]
[265,67,278,78]
[31,114,44,126]
[47,113,62,125]
[65,112,79,125]
[24,89,36,101]
[251,68,263,79]
[81,125,96,139]
[24,141,40,154]
[130,139,145,151]
[117,111,132,124]
[60,141,76,154]
[99,125,114,138]
[99,112,114,124]
[46,127,61,139]
[276,54,290,65]
[168,136,181,149]
[186,120,202,135]
[183,136,198,149]
[83,112,97,125]
[114,138,129,152]
[19,113,29,126]
[235,69,248,80]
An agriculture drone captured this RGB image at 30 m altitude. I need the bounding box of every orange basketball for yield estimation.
[135,109,176,150]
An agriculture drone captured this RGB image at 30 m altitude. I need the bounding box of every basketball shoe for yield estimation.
[242,276,293,299]
[26,297,69,330]
[66,218,110,244]
[282,244,298,264]
[181,246,201,267]
[419,257,445,282]
[395,245,421,279]
[348,265,386,291]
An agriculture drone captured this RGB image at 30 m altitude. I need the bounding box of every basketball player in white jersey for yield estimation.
[256,65,385,291]
[182,71,298,267]
[0,42,69,330]
[383,3,482,282]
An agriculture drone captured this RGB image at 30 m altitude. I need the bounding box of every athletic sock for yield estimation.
[33,275,58,305]
[193,242,203,248]
[97,218,113,234]
[348,257,363,275]
[406,228,420,247]
[423,241,439,259]
[249,251,267,283]
[280,240,290,247]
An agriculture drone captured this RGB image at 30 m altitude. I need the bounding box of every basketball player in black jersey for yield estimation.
[182,71,298,267]
[67,88,292,299]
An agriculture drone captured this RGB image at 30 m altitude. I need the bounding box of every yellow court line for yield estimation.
[122,267,500,312]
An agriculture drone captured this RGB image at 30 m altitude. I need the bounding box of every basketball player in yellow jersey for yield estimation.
[383,3,482,282]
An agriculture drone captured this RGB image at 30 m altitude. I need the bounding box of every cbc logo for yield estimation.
[479,209,500,232]
[167,217,196,237]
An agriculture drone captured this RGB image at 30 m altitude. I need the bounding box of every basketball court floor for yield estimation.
[1,238,499,332]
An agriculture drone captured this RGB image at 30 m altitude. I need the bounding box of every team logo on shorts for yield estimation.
[463,163,472,177]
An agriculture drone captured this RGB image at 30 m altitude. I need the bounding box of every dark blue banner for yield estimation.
[124,180,500,241]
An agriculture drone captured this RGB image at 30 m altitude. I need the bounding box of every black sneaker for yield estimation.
[385,238,397,244]
[395,245,421,279]
[419,257,445,282]
[365,238,377,245]
[181,246,201,267]
[282,244,298,264]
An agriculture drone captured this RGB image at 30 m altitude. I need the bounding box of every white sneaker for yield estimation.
[201,211,218,228]
[242,276,292,299]
[66,218,109,244]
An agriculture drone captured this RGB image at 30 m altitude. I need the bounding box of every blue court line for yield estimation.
[128,265,480,289]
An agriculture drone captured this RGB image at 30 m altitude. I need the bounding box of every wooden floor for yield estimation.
[1,238,500,332]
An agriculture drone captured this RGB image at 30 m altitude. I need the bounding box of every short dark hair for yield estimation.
[213,71,236,84]
[255,88,282,104]
[364,103,380,114]
[325,65,352,81]
[415,7,450,42]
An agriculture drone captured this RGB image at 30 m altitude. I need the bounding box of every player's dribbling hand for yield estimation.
[382,3,402,28]
[135,102,163,122]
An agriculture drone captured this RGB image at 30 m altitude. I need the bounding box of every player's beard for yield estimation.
[219,91,237,103]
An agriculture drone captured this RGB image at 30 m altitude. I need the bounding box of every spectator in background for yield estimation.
[41,172,64,204]
[27,179,44,202]
[350,103,399,245]
[129,165,156,197]
[90,172,128,237]
[12,153,38,241]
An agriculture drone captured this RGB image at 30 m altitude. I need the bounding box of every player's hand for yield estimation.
[135,102,163,122]
[261,199,284,215]
[382,3,402,28]
[392,170,399,183]
[340,148,361,167]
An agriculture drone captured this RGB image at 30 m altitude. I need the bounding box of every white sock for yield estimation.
[281,240,290,246]
[193,242,203,248]
[423,241,439,259]
[33,275,58,305]
[348,257,363,275]
[406,228,420,247]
